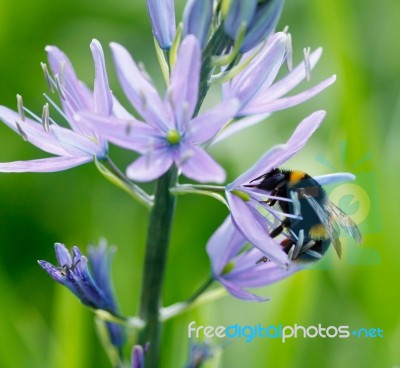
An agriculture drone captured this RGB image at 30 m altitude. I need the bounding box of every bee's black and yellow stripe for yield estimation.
[256,168,331,262]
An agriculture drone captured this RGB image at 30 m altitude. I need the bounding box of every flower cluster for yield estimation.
[0,0,360,366]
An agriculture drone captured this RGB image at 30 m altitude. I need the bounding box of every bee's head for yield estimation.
[249,168,286,191]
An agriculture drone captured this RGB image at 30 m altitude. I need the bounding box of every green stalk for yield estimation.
[138,167,178,367]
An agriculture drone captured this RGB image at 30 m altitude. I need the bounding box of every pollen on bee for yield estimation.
[289,170,306,186]
[308,224,329,240]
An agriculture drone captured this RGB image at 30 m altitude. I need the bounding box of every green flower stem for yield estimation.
[138,167,178,367]
[186,277,215,304]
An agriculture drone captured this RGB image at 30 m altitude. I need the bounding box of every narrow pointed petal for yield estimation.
[0,106,70,156]
[110,42,169,131]
[227,192,289,267]
[227,253,302,287]
[76,112,159,154]
[91,39,113,116]
[220,279,270,302]
[51,124,106,158]
[37,260,83,297]
[146,0,176,50]
[126,148,173,182]
[178,144,226,184]
[315,172,356,186]
[230,111,326,187]
[261,48,323,101]
[74,255,109,310]
[206,216,248,275]
[228,33,287,106]
[167,36,201,129]
[112,96,135,120]
[0,156,90,173]
[190,99,240,144]
[243,76,336,115]
[54,243,72,267]
[183,0,213,47]
[45,46,92,114]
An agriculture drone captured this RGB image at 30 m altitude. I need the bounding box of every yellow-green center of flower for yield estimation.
[166,129,181,145]
[221,261,234,275]
[231,190,251,202]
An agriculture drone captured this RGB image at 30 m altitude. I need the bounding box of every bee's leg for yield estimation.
[256,218,291,265]
[258,189,278,206]
[269,218,291,238]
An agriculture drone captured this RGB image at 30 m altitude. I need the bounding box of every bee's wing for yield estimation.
[325,201,363,244]
[303,194,342,259]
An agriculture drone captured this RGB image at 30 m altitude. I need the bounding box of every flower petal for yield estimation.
[45,46,92,117]
[190,98,240,144]
[110,42,169,131]
[227,192,289,267]
[242,75,336,115]
[259,47,323,101]
[91,39,113,116]
[206,216,247,275]
[0,156,90,172]
[0,106,69,156]
[54,243,73,267]
[227,250,302,287]
[178,144,226,183]
[315,172,356,186]
[167,35,201,130]
[76,112,159,154]
[50,124,106,158]
[229,111,326,187]
[227,33,287,106]
[220,279,270,301]
[126,148,173,182]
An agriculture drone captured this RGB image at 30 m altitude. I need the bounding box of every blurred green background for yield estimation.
[0,0,398,367]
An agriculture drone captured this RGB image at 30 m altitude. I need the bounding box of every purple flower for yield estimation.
[218,33,335,140]
[224,0,284,52]
[38,241,125,347]
[79,36,239,183]
[183,0,213,48]
[146,0,176,50]
[0,40,110,173]
[225,110,356,268]
[207,216,301,301]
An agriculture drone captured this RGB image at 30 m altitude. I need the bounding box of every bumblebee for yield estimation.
[246,168,362,263]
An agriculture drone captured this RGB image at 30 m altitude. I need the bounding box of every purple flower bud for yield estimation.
[146,0,176,50]
[223,0,284,52]
[183,0,214,48]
